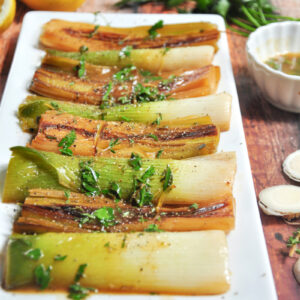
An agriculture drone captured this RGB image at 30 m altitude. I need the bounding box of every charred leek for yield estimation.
[40,19,220,51]
[14,189,235,233]
[29,111,219,159]
[4,231,230,294]
[3,147,236,204]
[18,93,232,132]
[30,55,220,105]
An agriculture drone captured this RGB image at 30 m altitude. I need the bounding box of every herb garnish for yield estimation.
[144,224,164,232]
[104,242,110,248]
[286,228,300,257]
[119,45,133,59]
[93,207,116,227]
[162,165,173,191]
[24,248,43,260]
[133,83,166,103]
[88,25,100,38]
[45,135,56,141]
[50,101,59,110]
[34,264,52,290]
[109,138,120,153]
[64,191,70,201]
[79,45,89,54]
[113,65,136,82]
[152,113,162,125]
[54,254,67,261]
[190,203,199,210]
[121,116,131,122]
[79,161,100,196]
[103,81,113,101]
[128,152,142,171]
[156,149,163,158]
[162,47,170,55]
[102,182,122,201]
[147,134,158,141]
[68,264,97,300]
[58,130,76,156]
[121,234,127,248]
[139,70,162,83]
[148,20,164,39]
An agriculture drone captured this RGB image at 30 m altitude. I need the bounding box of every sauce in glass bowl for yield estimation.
[265,52,300,76]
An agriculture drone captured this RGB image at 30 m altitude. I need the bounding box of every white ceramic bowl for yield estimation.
[246,21,300,112]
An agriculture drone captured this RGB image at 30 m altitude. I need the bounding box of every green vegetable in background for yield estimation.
[116,0,300,36]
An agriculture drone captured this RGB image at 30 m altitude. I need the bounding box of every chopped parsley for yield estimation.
[189,203,199,210]
[148,20,164,40]
[119,45,133,59]
[45,135,57,140]
[79,45,89,54]
[133,83,166,103]
[162,165,173,191]
[128,152,142,171]
[79,161,100,196]
[24,248,43,260]
[287,229,300,248]
[141,166,155,182]
[68,264,97,300]
[147,134,158,141]
[109,138,120,153]
[64,191,70,200]
[54,254,67,261]
[121,116,131,122]
[93,207,116,227]
[113,65,136,82]
[162,47,170,55]
[34,264,52,290]
[88,25,100,38]
[139,70,162,83]
[152,113,162,125]
[50,101,59,110]
[156,149,163,158]
[102,182,122,201]
[58,130,76,156]
[144,224,163,232]
[104,242,110,248]
[121,234,127,248]
[103,81,113,101]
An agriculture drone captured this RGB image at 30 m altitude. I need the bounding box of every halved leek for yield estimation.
[14,189,235,233]
[30,56,220,105]
[29,111,219,159]
[4,231,230,294]
[3,147,236,204]
[40,19,220,51]
[18,93,232,132]
[47,46,215,73]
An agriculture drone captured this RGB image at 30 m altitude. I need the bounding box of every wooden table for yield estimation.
[1,1,300,299]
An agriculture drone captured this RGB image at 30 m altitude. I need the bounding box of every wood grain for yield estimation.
[0,0,300,298]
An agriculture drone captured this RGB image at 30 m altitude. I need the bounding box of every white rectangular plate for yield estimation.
[0,12,277,300]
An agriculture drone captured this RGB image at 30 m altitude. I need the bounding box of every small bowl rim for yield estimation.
[246,21,300,82]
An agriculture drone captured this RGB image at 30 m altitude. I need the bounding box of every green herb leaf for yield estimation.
[128,152,142,170]
[50,101,59,110]
[113,65,136,82]
[79,161,100,196]
[79,45,89,54]
[93,207,116,227]
[75,264,87,282]
[24,248,43,260]
[104,242,110,248]
[74,57,86,79]
[119,45,133,59]
[189,203,199,210]
[34,264,52,290]
[109,138,120,153]
[147,134,158,141]
[162,47,170,55]
[68,283,96,300]
[58,130,76,156]
[141,166,155,182]
[54,254,67,261]
[121,234,127,248]
[156,149,163,158]
[148,20,164,39]
[88,25,100,38]
[64,191,70,200]
[152,113,162,125]
[121,116,131,122]
[133,83,166,103]
[103,81,113,101]
[162,165,173,191]
[144,224,163,232]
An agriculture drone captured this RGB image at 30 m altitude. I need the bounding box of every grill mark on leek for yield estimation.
[40,123,96,138]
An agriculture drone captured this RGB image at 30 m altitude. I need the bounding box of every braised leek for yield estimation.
[40,19,220,51]
[30,55,220,105]
[3,147,236,204]
[47,46,215,73]
[4,231,230,294]
[18,93,232,132]
[29,111,219,159]
[14,189,235,233]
